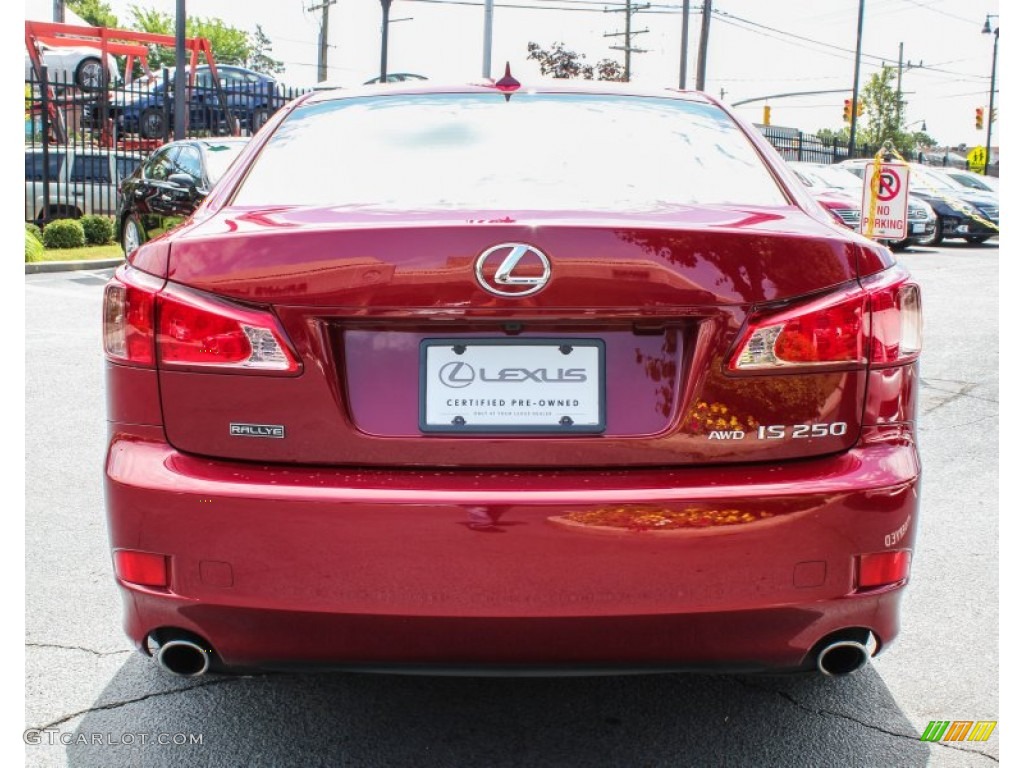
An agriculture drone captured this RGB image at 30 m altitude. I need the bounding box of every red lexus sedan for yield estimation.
[102,80,922,679]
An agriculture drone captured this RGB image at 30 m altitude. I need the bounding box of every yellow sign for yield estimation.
[967,146,987,172]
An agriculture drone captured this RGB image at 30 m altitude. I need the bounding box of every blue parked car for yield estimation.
[118,65,285,139]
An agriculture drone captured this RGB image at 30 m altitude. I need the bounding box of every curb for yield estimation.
[26,258,124,274]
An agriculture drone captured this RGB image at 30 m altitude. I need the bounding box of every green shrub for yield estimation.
[25,222,43,243]
[42,219,85,249]
[81,215,114,245]
[25,229,45,262]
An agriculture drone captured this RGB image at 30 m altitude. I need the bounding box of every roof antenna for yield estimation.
[495,62,520,101]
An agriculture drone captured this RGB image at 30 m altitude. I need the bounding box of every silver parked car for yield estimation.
[25,147,144,223]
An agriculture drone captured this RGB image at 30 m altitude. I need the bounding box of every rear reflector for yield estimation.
[857,550,911,589]
[729,270,921,372]
[113,549,169,588]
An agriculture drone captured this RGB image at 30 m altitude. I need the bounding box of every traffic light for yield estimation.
[857,101,864,116]
[990,107,997,124]
[975,107,984,130]
[843,99,852,123]
[762,105,771,126]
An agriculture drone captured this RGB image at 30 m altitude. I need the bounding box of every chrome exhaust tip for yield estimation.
[816,640,870,676]
[155,638,212,677]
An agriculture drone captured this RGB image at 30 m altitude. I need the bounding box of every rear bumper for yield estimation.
[105,428,920,672]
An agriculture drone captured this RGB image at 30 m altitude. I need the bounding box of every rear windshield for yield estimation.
[233,93,787,211]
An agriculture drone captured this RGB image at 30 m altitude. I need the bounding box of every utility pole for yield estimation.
[52,0,64,22]
[604,1,649,81]
[695,0,711,91]
[482,0,494,78]
[379,0,393,82]
[677,0,689,89]
[174,0,186,140]
[308,0,336,83]
[848,0,866,158]
[896,41,904,128]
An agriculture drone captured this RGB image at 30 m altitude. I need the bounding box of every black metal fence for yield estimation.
[758,125,978,171]
[758,125,877,164]
[25,67,309,224]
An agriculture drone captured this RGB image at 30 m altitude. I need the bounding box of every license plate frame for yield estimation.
[419,338,606,434]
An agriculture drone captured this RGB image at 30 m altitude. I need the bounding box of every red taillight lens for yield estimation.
[113,549,169,588]
[156,284,300,373]
[729,271,921,372]
[103,267,160,366]
[730,287,866,371]
[857,550,911,589]
[103,266,300,374]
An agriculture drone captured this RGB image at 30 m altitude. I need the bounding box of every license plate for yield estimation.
[911,223,925,234]
[420,339,605,433]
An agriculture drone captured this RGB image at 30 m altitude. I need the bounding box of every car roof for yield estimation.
[301,81,718,107]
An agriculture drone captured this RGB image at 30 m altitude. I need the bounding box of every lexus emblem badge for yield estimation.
[475,243,551,297]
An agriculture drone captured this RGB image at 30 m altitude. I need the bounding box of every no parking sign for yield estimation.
[859,160,910,240]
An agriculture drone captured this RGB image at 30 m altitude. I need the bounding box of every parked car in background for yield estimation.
[103,82,922,680]
[116,137,249,254]
[838,159,997,245]
[790,161,935,250]
[932,168,999,196]
[118,66,285,139]
[25,44,120,91]
[25,146,144,223]
[363,73,429,84]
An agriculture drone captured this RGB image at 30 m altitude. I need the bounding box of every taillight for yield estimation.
[156,283,300,373]
[868,281,922,365]
[103,266,160,366]
[103,266,300,374]
[729,270,921,372]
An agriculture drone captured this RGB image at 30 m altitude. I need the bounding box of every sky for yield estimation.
[23,0,1005,149]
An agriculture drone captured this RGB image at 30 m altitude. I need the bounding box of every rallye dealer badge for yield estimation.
[229,423,286,438]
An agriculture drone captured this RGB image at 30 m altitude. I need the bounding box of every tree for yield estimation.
[815,127,850,146]
[526,42,625,81]
[246,25,284,75]
[858,65,903,151]
[67,0,118,28]
[128,5,252,70]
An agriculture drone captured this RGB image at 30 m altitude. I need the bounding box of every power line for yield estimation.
[897,0,978,26]
[712,9,989,81]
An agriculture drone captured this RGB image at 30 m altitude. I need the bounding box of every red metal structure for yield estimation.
[25,20,236,145]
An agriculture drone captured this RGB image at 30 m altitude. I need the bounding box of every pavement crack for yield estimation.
[32,678,241,731]
[26,642,132,658]
[919,379,998,414]
[724,677,998,764]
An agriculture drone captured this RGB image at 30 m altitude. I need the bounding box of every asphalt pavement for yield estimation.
[23,241,1000,767]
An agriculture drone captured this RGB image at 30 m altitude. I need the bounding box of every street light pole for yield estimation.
[982,15,998,176]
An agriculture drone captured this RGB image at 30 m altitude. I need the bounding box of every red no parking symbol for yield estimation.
[877,170,900,201]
